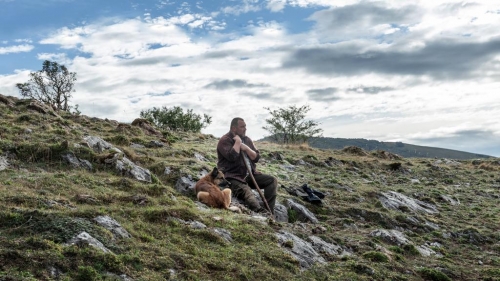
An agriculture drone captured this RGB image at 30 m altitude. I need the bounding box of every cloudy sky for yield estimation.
[1,0,500,157]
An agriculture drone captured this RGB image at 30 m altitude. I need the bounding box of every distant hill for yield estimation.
[262,136,493,160]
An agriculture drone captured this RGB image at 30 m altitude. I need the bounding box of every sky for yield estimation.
[1,0,500,157]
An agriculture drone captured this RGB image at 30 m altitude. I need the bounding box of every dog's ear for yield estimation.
[211,167,218,178]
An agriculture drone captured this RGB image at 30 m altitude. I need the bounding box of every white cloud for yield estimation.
[0,44,34,55]
[266,0,286,12]
[221,0,261,15]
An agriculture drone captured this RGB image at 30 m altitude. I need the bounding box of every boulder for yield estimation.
[94,216,132,239]
[65,232,111,253]
[27,100,60,118]
[285,199,319,224]
[61,153,92,170]
[276,230,326,269]
[83,136,117,153]
[147,140,164,148]
[0,94,15,107]
[114,156,152,183]
[212,228,232,242]
[175,175,196,194]
[379,191,438,214]
[131,118,162,137]
[274,203,288,223]
[308,236,351,257]
[0,156,9,171]
[369,229,410,246]
[440,194,460,205]
[194,152,208,162]
[342,146,368,156]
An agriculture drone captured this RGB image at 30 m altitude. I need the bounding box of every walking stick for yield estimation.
[241,152,273,214]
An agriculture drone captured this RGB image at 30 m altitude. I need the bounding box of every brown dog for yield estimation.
[194,167,240,212]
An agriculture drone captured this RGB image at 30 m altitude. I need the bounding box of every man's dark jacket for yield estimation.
[217,131,261,182]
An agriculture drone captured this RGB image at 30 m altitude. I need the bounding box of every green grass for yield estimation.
[0,97,499,280]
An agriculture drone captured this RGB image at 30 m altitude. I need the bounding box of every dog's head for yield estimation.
[210,167,230,187]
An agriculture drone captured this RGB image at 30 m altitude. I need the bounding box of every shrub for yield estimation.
[140,106,211,133]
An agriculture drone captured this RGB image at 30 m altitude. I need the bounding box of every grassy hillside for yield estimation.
[307,137,493,159]
[1,95,500,280]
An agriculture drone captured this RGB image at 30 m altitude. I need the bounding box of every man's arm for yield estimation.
[217,135,240,162]
[241,138,260,161]
[240,143,257,160]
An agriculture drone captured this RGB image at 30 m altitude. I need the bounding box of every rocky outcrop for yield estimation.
[175,175,196,194]
[285,199,319,224]
[0,94,15,107]
[62,153,92,170]
[276,231,326,269]
[131,118,163,137]
[65,232,111,253]
[94,216,132,240]
[83,135,116,153]
[308,236,351,257]
[0,156,9,171]
[370,229,410,246]
[27,100,61,118]
[83,135,152,182]
[379,191,438,214]
[113,155,152,183]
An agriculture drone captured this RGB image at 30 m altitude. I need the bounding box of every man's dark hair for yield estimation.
[230,117,244,129]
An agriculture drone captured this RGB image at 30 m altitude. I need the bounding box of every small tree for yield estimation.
[263,105,323,144]
[140,106,212,132]
[16,60,77,111]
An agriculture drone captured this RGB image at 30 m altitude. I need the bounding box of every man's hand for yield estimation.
[233,135,242,144]
[240,143,249,152]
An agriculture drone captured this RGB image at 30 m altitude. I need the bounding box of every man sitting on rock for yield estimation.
[217,117,277,214]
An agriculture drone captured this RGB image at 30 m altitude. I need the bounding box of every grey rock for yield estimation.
[425,221,440,230]
[195,201,210,210]
[94,216,132,239]
[65,232,111,253]
[285,199,319,224]
[296,159,312,166]
[430,242,442,248]
[434,159,461,166]
[276,230,326,269]
[62,153,92,171]
[370,229,410,246]
[379,191,438,214]
[274,203,288,223]
[148,140,164,148]
[164,166,172,175]
[194,152,208,162]
[130,143,145,149]
[308,236,351,257]
[175,175,196,194]
[190,221,207,229]
[416,244,441,257]
[212,228,232,242]
[0,156,9,171]
[104,272,134,281]
[24,128,33,134]
[281,163,296,171]
[48,266,62,279]
[113,155,152,183]
[197,169,209,179]
[83,135,116,153]
[440,194,460,205]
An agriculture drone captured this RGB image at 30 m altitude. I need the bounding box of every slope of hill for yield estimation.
[306,137,493,160]
[1,94,500,281]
